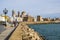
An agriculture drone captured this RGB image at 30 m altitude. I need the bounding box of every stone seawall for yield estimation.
[21,21,60,24]
[9,23,44,40]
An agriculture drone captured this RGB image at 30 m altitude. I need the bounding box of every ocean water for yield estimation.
[28,24,60,40]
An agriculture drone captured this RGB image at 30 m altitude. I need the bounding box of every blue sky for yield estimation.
[0,0,60,18]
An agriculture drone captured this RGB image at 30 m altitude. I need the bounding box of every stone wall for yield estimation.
[9,23,44,40]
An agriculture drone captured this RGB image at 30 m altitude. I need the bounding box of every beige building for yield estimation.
[37,16,43,21]
[20,11,34,22]
[23,16,34,22]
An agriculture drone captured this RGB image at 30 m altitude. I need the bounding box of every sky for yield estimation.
[0,0,60,18]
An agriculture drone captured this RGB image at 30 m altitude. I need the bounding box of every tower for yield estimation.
[12,10,16,17]
[17,11,20,17]
[12,10,14,17]
[21,11,26,17]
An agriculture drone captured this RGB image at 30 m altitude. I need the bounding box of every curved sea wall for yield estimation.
[21,21,60,24]
[9,23,44,40]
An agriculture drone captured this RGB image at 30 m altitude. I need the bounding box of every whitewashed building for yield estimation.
[10,17,23,23]
[16,17,23,22]
[0,16,5,22]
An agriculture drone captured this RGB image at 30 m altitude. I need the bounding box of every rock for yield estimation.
[9,23,44,40]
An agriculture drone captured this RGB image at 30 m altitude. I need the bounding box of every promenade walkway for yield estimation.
[0,27,15,40]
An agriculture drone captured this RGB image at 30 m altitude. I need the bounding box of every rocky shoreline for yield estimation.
[9,23,44,40]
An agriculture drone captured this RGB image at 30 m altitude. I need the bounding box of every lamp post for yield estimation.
[3,8,8,26]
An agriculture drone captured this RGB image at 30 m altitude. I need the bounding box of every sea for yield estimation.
[28,24,60,40]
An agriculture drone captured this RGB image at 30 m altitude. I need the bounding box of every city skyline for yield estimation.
[0,0,60,18]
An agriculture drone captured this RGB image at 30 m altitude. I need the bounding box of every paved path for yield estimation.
[0,27,15,40]
[0,24,6,33]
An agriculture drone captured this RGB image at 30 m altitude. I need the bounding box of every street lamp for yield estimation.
[3,8,8,26]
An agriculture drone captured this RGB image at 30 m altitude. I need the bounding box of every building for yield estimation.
[50,18,55,21]
[11,10,18,22]
[23,16,34,22]
[16,17,23,22]
[17,11,20,17]
[21,11,26,17]
[12,10,16,17]
[43,18,51,21]
[34,18,37,22]
[20,11,34,22]
[16,11,23,22]
[0,16,5,22]
[55,18,60,21]
[0,14,10,22]
[37,16,43,21]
